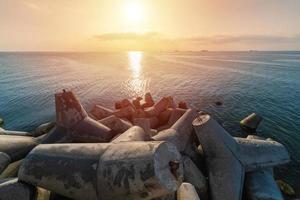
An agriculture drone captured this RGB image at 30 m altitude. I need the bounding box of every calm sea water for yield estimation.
[0,51,299,193]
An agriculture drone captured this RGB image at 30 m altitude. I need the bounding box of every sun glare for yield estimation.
[123,1,143,23]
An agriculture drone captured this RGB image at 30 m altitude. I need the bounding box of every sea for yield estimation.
[0,51,299,195]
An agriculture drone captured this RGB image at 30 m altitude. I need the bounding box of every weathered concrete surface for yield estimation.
[240,113,262,133]
[98,115,132,134]
[145,97,173,117]
[142,92,155,108]
[111,126,152,143]
[133,118,151,133]
[192,114,290,200]
[234,137,290,171]
[245,169,283,200]
[177,183,200,200]
[19,143,109,200]
[0,152,11,174]
[153,109,198,152]
[39,126,71,144]
[246,135,265,140]
[0,127,32,137]
[168,108,186,127]
[114,106,135,119]
[98,141,183,200]
[0,159,23,179]
[55,90,87,128]
[19,141,183,200]
[55,90,114,143]
[182,156,208,199]
[0,135,37,162]
[70,117,112,142]
[90,105,114,120]
[158,109,173,125]
[0,178,36,200]
[33,122,56,137]
[182,144,206,175]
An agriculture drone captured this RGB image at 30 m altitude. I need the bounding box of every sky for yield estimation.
[0,0,300,51]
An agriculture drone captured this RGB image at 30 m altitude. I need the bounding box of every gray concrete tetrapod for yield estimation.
[98,115,132,135]
[245,169,283,200]
[192,114,290,200]
[55,90,113,142]
[0,127,32,137]
[240,113,262,133]
[18,141,183,200]
[152,109,198,152]
[0,178,37,200]
[244,135,283,200]
[111,126,152,143]
[0,152,11,174]
[0,135,37,162]
[177,183,200,200]
[182,155,207,199]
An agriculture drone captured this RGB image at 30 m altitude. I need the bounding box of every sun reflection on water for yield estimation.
[128,51,146,96]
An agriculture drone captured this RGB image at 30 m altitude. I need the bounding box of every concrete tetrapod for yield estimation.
[18,141,183,200]
[245,169,284,200]
[177,183,200,200]
[0,178,37,200]
[182,156,207,199]
[244,135,284,200]
[0,152,11,174]
[152,109,198,152]
[0,135,37,162]
[111,126,152,143]
[55,90,113,142]
[192,114,290,200]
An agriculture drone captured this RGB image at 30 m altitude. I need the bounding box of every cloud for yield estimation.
[94,32,165,41]
[93,32,300,51]
[183,34,300,44]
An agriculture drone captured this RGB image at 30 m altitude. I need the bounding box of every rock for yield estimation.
[0,178,37,200]
[177,183,200,200]
[182,156,208,199]
[90,105,114,120]
[19,141,183,200]
[98,115,132,135]
[240,113,262,133]
[0,152,11,174]
[111,126,151,143]
[192,114,290,200]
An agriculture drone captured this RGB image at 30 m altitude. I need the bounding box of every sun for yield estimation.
[123,1,143,23]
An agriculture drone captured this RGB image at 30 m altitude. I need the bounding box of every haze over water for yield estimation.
[0,51,300,193]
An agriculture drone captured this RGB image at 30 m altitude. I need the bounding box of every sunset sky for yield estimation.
[1,0,300,51]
